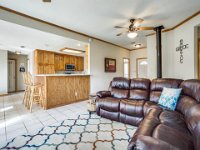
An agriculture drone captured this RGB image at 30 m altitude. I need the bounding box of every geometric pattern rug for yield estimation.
[0,114,137,150]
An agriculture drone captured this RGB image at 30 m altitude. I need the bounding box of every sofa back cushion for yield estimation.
[177,80,200,150]
[111,77,130,99]
[129,78,150,101]
[150,78,183,103]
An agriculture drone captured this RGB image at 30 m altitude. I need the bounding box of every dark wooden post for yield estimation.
[154,26,164,78]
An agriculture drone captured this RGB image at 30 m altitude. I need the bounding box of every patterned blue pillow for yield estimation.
[158,87,182,110]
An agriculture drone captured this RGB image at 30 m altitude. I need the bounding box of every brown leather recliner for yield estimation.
[96,77,200,150]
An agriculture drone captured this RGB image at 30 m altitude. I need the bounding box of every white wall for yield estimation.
[0,8,130,94]
[90,40,130,93]
[130,48,147,78]
[147,14,200,79]
[0,50,8,95]
[8,53,28,91]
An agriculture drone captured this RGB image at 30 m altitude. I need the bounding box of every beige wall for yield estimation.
[0,50,8,95]
[147,14,200,79]
[8,53,28,91]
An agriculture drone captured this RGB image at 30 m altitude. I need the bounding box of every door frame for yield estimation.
[123,58,130,78]
[8,59,17,92]
[198,38,200,79]
[136,57,147,78]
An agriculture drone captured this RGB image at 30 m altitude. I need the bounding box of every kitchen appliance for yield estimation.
[65,64,75,74]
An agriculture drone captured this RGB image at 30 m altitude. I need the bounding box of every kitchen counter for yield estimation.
[35,75,90,109]
[34,74,90,77]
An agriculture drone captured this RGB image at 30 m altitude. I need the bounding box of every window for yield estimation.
[123,58,130,78]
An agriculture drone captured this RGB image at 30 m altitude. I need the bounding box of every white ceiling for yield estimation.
[0,0,200,49]
[0,20,88,55]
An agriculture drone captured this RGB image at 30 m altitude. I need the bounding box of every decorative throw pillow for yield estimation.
[158,87,182,110]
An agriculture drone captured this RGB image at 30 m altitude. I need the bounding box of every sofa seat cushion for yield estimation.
[129,109,193,150]
[96,97,120,112]
[119,100,145,126]
[152,124,194,150]
[159,110,191,135]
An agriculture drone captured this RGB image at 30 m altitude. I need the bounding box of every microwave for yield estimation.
[65,64,75,71]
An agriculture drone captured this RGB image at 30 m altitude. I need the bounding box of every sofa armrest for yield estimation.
[96,91,111,98]
[132,135,178,150]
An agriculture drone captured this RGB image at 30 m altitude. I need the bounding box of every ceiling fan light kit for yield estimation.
[127,31,138,39]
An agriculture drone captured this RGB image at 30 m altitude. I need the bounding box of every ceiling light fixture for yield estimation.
[135,43,141,48]
[60,47,85,54]
[127,31,138,39]
[15,51,21,55]
[77,43,81,47]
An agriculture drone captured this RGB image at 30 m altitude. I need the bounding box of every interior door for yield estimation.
[8,60,16,92]
[137,58,148,78]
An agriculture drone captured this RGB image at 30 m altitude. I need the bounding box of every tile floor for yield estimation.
[0,92,89,144]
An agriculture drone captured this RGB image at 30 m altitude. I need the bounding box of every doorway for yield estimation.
[8,59,16,92]
[136,58,148,78]
[123,58,130,78]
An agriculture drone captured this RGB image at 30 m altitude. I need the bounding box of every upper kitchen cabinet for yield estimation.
[75,56,84,71]
[34,50,85,74]
[55,54,64,71]
[34,50,55,74]
[43,51,54,65]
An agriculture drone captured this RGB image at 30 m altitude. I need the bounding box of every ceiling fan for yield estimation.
[115,18,154,38]
[43,0,51,2]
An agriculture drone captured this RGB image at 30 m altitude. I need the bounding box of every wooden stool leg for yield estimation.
[29,87,34,113]
[39,87,43,108]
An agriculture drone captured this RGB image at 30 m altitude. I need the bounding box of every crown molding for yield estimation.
[130,47,147,51]
[146,10,200,37]
[0,6,131,51]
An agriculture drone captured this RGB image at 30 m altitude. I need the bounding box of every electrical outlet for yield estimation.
[75,92,77,96]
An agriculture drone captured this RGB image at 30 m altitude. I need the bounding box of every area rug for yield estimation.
[1,114,137,150]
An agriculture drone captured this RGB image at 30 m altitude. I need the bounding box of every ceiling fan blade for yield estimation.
[116,31,128,36]
[137,27,154,30]
[43,0,51,2]
[116,32,124,36]
[114,26,128,29]
[133,18,144,27]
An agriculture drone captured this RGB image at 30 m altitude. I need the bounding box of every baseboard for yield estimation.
[0,93,8,97]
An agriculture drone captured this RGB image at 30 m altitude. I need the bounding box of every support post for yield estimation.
[154,26,164,78]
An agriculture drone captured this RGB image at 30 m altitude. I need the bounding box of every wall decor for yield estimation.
[176,39,189,63]
[105,58,116,72]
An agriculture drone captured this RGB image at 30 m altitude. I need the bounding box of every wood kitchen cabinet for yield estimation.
[35,75,90,109]
[43,51,54,65]
[34,49,85,74]
[55,54,64,71]
[75,57,84,71]
[34,50,55,74]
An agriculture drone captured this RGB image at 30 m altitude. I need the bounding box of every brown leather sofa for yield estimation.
[96,77,200,150]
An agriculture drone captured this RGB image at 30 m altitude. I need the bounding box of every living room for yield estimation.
[0,0,200,150]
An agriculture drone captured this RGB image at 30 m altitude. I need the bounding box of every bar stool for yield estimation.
[22,72,44,112]
[22,72,30,108]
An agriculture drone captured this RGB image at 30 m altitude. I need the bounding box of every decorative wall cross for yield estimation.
[176,39,188,63]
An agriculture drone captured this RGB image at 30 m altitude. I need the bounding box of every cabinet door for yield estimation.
[44,52,54,65]
[75,56,79,71]
[48,52,54,65]
[44,65,55,74]
[74,76,90,100]
[37,51,44,65]
[59,55,64,70]
[64,55,70,65]
[38,65,44,74]
[70,56,75,65]
[54,54,60,71]
[79,57,84,71]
